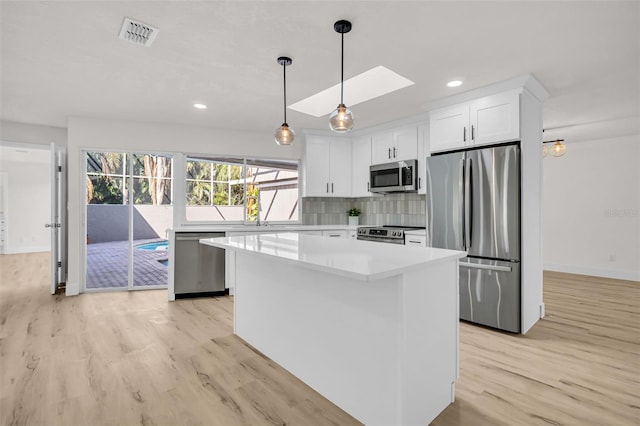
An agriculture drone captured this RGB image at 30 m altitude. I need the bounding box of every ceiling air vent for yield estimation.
[118,17,158,47]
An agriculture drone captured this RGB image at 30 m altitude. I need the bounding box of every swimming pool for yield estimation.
[135,240,169,251]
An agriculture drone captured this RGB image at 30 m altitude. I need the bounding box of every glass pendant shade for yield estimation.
[275,123,295,146]
[329,104,354,133]
[550,141,566,157]
[542,145,548,157]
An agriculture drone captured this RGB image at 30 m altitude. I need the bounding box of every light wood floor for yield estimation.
[1,253,638,425]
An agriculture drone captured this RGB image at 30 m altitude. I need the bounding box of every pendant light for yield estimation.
[329,20,354,133]
[542,139,567,157]
[549,140,566,157]
[274,56,295,146]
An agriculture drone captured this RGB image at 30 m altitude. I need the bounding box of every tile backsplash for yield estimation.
[301,193,426,227]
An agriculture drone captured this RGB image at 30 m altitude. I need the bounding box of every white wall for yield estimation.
[0,147,51,253]
[543,134,640,281]
[66,116,303,295]
[1,120,67,147]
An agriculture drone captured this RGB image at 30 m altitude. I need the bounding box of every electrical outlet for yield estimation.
[609,254,616,262]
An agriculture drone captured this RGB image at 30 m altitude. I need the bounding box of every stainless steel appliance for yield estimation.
[369,159,418,193]
[426,143,521,332]
[357,226,425,244]
[174,232,226,298]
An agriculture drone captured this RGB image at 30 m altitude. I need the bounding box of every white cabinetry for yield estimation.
[371,125,418,164]
[405,230,427,247]
[322,230,348,238]
[417,122,429,195]
[405,235,426,246]
[429,90,520,153]
[304,135,352,197]
[351,135,372,197]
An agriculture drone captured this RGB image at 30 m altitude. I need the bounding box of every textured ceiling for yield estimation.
[1,1,638,143]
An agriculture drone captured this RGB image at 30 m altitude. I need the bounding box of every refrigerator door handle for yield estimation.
[460,157,466,249]
[464,158,472,249]
[459,261,512,273]
[468,158,473,246]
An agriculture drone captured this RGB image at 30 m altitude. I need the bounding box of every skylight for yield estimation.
[288,66,414,117]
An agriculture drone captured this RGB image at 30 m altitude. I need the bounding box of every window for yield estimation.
[185,157,298,223]
[86,151,172,205]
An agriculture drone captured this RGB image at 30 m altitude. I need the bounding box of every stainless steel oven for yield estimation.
[356,226,425,245]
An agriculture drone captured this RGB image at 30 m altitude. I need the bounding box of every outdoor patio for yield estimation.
[86,238,168,289]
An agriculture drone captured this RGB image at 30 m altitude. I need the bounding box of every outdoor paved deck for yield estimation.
[86,239,168,289]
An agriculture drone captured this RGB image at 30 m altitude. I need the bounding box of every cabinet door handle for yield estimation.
[418,177,421,189]
[388,148,391,159]
[367,182,370,192]
[463,127,466,142]
[331,183,334,193]
[326,183,329,193]
[393,147,397,158]
[471,125,475,141]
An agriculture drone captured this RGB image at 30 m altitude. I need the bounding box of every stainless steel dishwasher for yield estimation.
[174,232,225,298]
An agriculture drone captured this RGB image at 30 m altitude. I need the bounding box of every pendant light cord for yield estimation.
[340,32,344,105]
[283,63,287,124]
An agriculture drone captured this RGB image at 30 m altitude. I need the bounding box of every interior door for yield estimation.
[48,143,61,294]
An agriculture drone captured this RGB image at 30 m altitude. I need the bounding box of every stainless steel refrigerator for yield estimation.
[426,143,521,332]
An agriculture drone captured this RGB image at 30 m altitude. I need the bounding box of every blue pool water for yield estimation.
[135,241,169,251]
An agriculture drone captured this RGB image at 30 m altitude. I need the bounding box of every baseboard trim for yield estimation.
[544,262,640,282]
[5,245,50,254]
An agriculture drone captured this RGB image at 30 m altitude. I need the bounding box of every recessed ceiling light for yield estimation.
[289,66,414,118]
[193,103,207,109]
[447,80,463,88]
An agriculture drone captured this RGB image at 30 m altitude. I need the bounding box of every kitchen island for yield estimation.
[201,232,466,426]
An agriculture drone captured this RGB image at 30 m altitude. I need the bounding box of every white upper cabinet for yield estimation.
[429,89,520,153]
[429,104,470,153]
[304,135,351,197]
[371,125,418,164]
[470,90,520,145]
[351,135,373,197]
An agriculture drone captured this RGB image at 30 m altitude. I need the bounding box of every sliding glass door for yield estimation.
[85,151,173,291]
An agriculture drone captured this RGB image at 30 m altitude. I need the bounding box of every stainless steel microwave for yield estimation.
[369,159,418,193]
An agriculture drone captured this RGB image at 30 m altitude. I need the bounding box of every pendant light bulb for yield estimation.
[550,140,566,157]
[329,104,354,133]
[330,20,354,133]
[275,56,294,146]
[275,123,295,146]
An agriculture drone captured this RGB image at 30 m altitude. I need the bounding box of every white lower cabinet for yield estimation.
[405,230,427,247]
[405,235,426,246]
[322,230,348,238]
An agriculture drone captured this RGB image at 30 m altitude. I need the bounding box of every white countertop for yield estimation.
[169,224,358,233]
[201,232,466,281]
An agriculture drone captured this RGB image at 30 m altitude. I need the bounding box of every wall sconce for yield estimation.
[542,139,566,157]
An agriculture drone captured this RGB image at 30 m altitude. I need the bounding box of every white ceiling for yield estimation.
[1,1,638,143]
